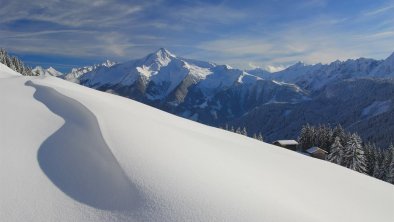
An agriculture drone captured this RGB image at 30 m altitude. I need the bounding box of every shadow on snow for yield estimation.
[26,80,142,211]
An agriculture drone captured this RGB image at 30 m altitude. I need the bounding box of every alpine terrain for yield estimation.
[1,60,393,222]
[63,49,394,147]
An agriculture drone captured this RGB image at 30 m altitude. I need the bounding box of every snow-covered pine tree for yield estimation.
[0,48,34,76]
[344,133,367,174]
[230,126,235,132]
[386,145,394,184]
[4,54,13,69]
[373,148,385,180]
[298,124,314,151]
[12,57,18,72]
[235,127,241,134]
[0,49,7,64]
[241,127,247,136]
[257,132,264,142]
[328,136,343,165]
[363,143,377,176]
[319,125,333,152]
[381,145,394,181]
[332,124,346,145]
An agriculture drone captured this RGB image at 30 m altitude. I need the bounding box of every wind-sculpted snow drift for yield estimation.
[0,63,393,222]
[26,81,141,211]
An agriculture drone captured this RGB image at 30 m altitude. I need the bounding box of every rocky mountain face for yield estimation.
[70,48,307,126]
[230,78,394,147]
[62,49,394,147]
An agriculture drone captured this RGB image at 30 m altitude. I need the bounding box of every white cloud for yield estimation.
[364,3,394,16]
[0,0,393,70]
[265,65,286,72]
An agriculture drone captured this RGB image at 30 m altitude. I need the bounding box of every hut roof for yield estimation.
[306,147,328,154]
[274,140,299,146]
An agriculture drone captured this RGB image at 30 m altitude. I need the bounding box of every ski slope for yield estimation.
[0,63,393,222]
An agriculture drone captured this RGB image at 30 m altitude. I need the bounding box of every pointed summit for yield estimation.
[288,61,306,70]
[369,51,394,77]
[156,48,176,58]
[144,48,176,67]
[386,51,394,63]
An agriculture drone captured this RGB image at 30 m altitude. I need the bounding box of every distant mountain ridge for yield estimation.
[62,60,117,83]
[61,49,394,147]
[33,66,63,77]
[249,52,394,90]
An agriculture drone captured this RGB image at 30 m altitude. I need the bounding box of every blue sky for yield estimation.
[1,0,394,72]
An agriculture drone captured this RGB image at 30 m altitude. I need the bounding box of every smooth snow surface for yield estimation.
[0,63,393,222]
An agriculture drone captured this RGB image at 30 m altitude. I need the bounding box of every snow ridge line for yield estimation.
[25,80,143,211]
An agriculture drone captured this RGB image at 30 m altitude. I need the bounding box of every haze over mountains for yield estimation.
[38,49,394,147]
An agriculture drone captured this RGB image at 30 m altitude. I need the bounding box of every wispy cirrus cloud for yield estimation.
[0,0,393,72]
[364,2,394,16]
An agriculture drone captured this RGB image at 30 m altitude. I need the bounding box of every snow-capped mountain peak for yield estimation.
[101,59,116,67]
[288,61,307,70]
[386,52,394,64]
[32,66,63,77]
[143,48,176,67]
[370,52,394,77]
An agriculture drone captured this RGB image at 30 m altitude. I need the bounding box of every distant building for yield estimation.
[306,147,328,160]
[273,140,299,151]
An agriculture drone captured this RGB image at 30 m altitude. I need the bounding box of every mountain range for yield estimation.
[39,49,394,147]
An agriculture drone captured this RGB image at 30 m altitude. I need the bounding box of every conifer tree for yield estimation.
[363,143,377,176]
[373,148,385,180]
[241,127,247,136]
[332,124,346,145]
[328,137,343,165]
[386,145,394,184]
[235,127,241,134]
[0,48,33,76]
[344,134,367,174]
[381,145,394,181]
[257,132,264,142]
[298,124,314,151]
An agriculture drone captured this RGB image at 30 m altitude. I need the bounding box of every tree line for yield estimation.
[298,124,394,184]
[221,125,264,141]
[0,48,35,76]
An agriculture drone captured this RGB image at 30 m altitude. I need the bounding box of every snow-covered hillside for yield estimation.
[0,63,393,222]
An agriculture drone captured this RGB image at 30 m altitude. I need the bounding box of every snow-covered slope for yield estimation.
[1,63,393,222]
[33,66,63,77]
